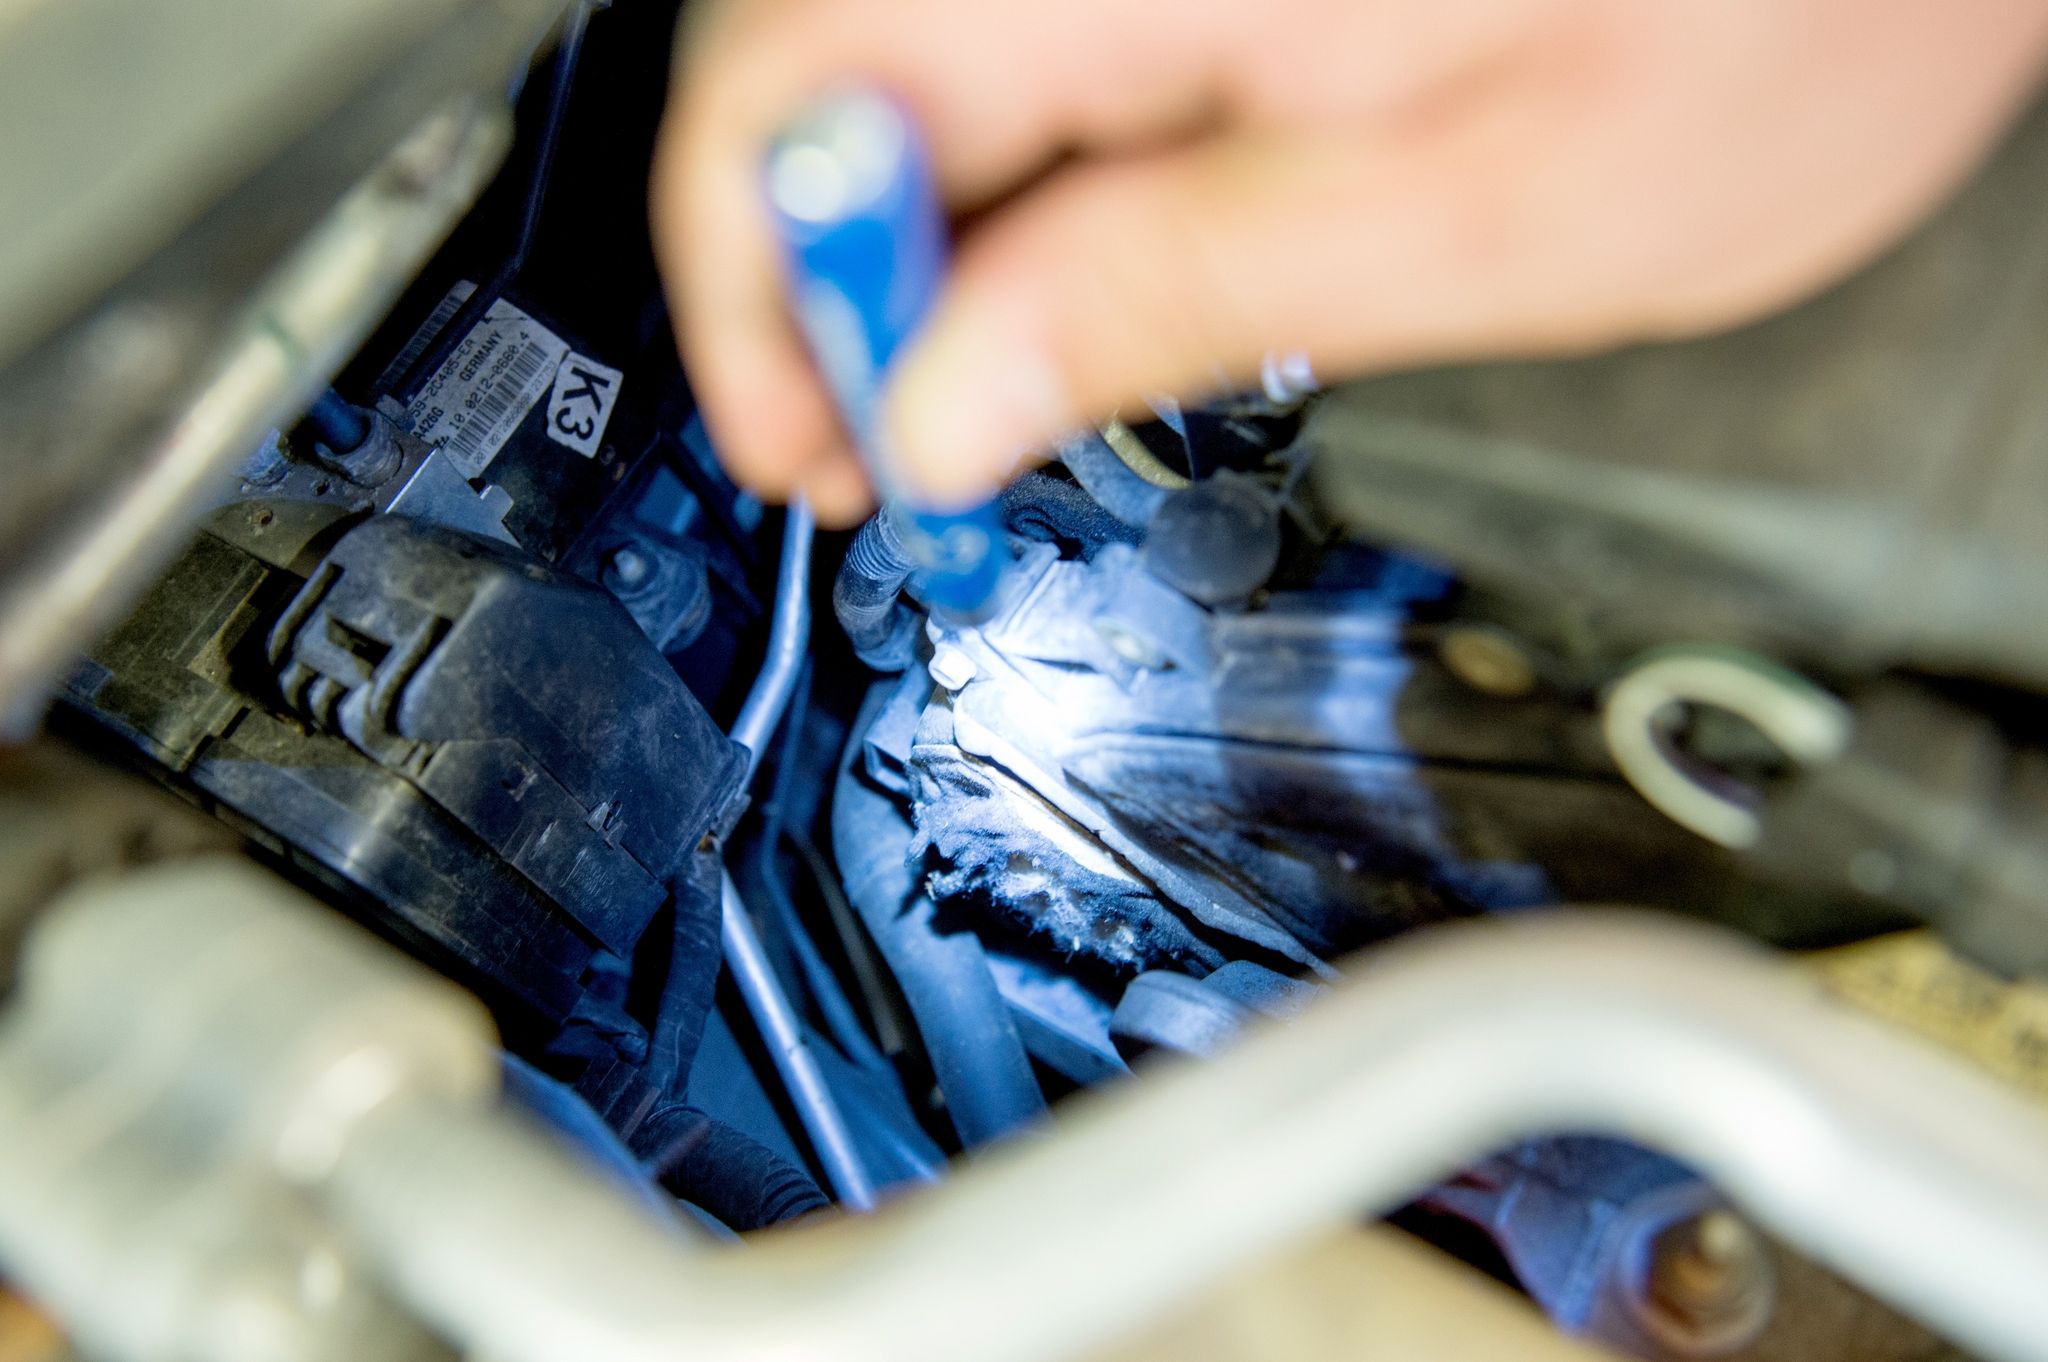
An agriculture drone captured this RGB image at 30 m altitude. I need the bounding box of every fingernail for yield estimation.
[885,307,1068,508]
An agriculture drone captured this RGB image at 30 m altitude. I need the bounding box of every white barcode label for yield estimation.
[545,351,624,458]
[375,279,478,394]
[404,298,568,478]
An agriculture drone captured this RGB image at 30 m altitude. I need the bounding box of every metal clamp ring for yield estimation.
[1602,646,1851,849]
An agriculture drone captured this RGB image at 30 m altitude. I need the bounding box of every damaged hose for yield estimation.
[833,508,922,671]
[835,473,1142,671]
[833,680,1047,1147]
[1055,430,1169,529]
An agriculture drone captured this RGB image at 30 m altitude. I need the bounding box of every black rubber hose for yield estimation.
[832,681,1047,1147]
[833,509,922,670]
[638,1104,830,1230]
[623,853,726,1132]
[1000,471,1142,559]
[501,1055,686,1228]
[391,1,592,401]
[1055,431,1169,529]
[834,469,1143,670]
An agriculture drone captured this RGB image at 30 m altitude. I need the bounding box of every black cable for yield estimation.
[832,510,921,670]
[638,1105,830,1230]
[391,1,593,402]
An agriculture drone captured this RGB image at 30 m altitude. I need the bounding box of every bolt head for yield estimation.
[1440,625,1539,698]
[929,643,977,691]
[606,546,652,590]
[1096,620,1162,669]
[1632,1208,1777,1357]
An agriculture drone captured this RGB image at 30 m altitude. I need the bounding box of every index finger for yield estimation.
[653,0,1241,500]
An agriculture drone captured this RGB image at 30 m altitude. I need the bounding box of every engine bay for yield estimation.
[6,5,2048,1361]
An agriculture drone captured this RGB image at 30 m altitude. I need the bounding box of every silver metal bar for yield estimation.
[715,496,875,1206]
[0,860,498,1362]
[327,910,2048,1362]
[719,868,877,1211]
[728,499,816,785]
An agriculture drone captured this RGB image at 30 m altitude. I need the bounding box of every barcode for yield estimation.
[375,280,476,394]
[443,339,555,471]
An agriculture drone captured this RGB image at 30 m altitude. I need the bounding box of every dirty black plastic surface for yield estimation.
[66,515,746,1027]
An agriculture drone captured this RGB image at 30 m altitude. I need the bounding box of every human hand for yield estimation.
[654,0,2048,525]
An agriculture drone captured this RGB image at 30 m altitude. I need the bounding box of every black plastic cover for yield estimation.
[67,514,746,1024]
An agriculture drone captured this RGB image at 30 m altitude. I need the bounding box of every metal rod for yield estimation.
[715,496,874,1207]
[330,910,2048,1362]
[719,870,876,1212]
[729,501,815,785]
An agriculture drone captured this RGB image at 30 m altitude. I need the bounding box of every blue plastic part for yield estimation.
[766,90,1011,617]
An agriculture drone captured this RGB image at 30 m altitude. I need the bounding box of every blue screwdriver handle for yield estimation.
[765,90,1010,618]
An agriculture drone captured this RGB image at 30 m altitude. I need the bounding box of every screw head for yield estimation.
[1632,1209,1777,1357]
[1096,620,1163,669]
[606,546,652,590]
[1440,625,1539,698]
[929,643,977,691]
